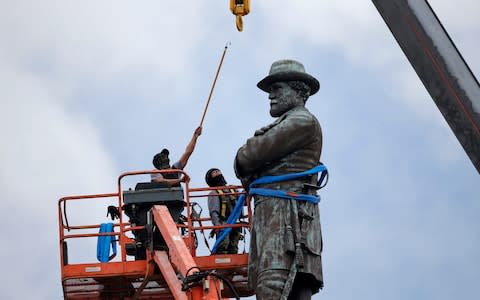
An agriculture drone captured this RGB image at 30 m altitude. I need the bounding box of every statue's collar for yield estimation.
[278,106,307,119]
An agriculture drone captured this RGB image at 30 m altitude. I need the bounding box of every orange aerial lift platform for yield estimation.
[58,169,254,299]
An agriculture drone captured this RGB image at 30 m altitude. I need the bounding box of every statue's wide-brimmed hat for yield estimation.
[257,59,320,95]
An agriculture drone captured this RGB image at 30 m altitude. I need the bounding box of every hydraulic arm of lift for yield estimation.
[144,205,228,300]
[372,0,480,173]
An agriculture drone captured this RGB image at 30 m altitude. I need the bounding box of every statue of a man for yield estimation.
[234,60,323,300]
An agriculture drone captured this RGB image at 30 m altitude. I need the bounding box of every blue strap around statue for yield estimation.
[97,223,117,263]
[211,164,328,253]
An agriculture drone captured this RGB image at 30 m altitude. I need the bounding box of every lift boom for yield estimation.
[372,0,480,173]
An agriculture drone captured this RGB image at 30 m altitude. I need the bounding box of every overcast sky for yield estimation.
[1,1,479,299]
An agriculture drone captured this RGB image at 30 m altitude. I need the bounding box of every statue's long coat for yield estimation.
[234,106,324,293]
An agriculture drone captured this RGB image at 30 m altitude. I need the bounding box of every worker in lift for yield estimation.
[120,126,202,259]
[205,168,241,254]
[151,126,202,186]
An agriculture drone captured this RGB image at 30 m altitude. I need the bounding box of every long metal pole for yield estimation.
[372,0,480,173]
[199,42,230,128]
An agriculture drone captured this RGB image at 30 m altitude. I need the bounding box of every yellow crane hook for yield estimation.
[230,0,250,32]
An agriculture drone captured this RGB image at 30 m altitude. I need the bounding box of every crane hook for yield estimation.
[236,15,243,32]
[230,0,250,32]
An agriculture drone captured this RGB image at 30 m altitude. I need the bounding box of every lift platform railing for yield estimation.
[58,169,253,268]
[58,169,254,299]
[58,169,188,266]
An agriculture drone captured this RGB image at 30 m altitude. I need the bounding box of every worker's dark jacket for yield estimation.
[234,106,324,292]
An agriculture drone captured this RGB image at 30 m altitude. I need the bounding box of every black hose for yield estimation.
[210,272,241,300]
[63,200,70,231]
[181,269,241,300]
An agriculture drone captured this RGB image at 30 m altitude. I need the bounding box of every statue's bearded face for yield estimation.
[268,82,304,117]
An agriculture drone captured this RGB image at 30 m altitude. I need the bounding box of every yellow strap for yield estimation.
[217,189,236,218]
[221,203,227,218]
[216,189,236,195]
[217,189,227,217]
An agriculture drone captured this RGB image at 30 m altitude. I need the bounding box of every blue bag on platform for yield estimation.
[97,223,117,263]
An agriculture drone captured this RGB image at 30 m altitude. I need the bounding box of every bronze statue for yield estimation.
[234,60,323,300]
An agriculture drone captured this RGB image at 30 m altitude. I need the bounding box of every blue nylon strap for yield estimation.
[249,187,319,203]
[212,194,246,253]
[211,164,328,254]
[250,164,327,186]
[97,223,117,263]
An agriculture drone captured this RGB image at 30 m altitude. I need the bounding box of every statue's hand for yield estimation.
[240,177,251,191]
[254,129,264,136]
[254,121,280,136]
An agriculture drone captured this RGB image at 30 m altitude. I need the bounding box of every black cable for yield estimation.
[63,200,70,231]
[180,269,241,300]
[190,202,211,251]
[213,276,222,300]
[209,272,241,300]
[193,230,199,249]
[181,270,208,291]
[319,171,329,189]
[185,266,201,276]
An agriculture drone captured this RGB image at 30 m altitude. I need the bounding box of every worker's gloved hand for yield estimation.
[107,206,120,220]
[178,175,189,184]
[178,215,188,224]
[209,229,218,238]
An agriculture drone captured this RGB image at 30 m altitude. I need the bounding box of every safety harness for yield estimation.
[211,164,328,254]
[217,189,237,221]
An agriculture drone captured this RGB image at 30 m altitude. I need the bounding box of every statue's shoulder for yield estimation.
[286,107,319,125]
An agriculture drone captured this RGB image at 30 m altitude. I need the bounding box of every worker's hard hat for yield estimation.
[257,59,320,95]
[153,148,170,169]
[205,168,222,186]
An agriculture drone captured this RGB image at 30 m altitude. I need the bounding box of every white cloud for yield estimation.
[251,1,398,65]
[0,51,117,299]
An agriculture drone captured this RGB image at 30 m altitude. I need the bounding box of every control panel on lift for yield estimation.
[123,182,186,260]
